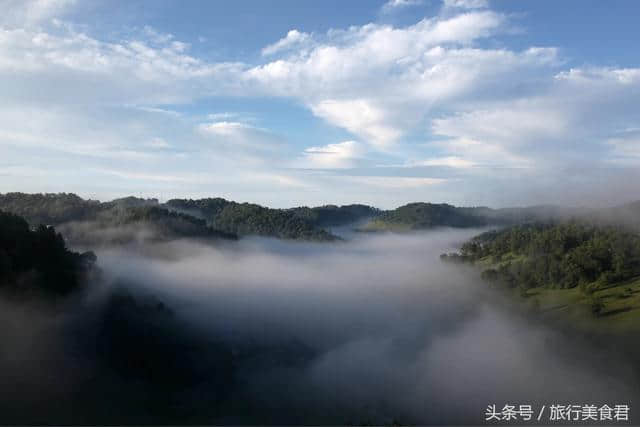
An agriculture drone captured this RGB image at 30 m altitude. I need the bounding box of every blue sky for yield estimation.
[0,0,639,208]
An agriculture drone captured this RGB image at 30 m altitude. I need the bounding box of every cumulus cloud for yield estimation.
[310,100,402,148]
[262,29,311,56]
[428,66,640,169]
[1,0,640,206]
[245,11,518,148]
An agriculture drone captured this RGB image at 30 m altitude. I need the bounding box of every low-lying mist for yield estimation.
[1,228,638,424]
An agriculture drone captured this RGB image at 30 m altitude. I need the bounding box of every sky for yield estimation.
[0,0,639,209]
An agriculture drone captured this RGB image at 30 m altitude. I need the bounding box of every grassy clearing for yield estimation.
[475,252,526,269]
[506,275,640,334]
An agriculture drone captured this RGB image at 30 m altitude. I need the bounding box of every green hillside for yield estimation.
[165,198,339,241]
[360,202,492,231]
[444,221,640,333]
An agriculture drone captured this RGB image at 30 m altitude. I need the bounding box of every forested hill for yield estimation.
[4,192,640,243]
[289,204,380,228]
[360,203,492,231]
[0,192,103,225]
[0,193,236,246]
[166,198,379,240]
[57,205,237,246]
[165,198,336,241]
[0,193,378,243]
[0,211,96,295]
[443,221,640,331]
[448,222,640,290]
[358,202,623,232]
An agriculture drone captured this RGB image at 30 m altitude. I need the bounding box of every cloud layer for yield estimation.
[0,0,639,207]
[42,230,634,424]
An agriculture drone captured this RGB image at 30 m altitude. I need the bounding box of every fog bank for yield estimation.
[0,228,637,424]
[80,229,637,424]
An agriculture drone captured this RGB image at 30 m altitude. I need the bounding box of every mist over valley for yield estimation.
[1,197,638,424]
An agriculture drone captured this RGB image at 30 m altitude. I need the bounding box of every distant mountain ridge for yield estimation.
[165,198,380,240]
[165,198,338,241]
[359,203,571,231]
[2,192,640,243]
[0,193,381,243]
[0,193,236,246]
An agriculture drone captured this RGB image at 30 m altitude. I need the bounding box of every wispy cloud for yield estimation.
[409,156,477,168]
[442,0,488,10]
[0,0,76,28]
[297,140,366,169]
[1,0,640,206]
[381,0,423,13]
[347,176,447,189]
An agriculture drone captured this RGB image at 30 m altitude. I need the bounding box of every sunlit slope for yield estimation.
[446,221,640,333]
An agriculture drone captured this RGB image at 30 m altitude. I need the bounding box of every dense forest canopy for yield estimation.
[166,198,339,241]
[165,199,380,240]
[0,192,102,225]
[364,202,491,230]
[444,222,640,292]
[58,205,238,245]
[289,204,380,227]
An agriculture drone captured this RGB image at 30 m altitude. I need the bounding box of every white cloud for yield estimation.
[311,100,401,148]
[607,135,640,163]
[245,10,529,148]
[94,168,196,183]
[0,6,548,157]
[197,121,280,148]
[381,0,423,13]
[134,106,183,117]
[142,25,175,44]
[410,156,476,168]
[555,67,640,85]
[199,121,254,136]
[1,1,640,206]
[386,0,423,7]
[347,176,446,189]
[433,107,568,148]
[0,25,242,106]
[145,137,171,149]
[206,112,245,121]
[427,66,640,169]
[0,0,76,28]
[0,105,164,160]
[433,137,532,169]
[443,0,488,10]
[262,29,311,56]
[247,172,309,189]
[197,121,287,163]
[298,140,366,169]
